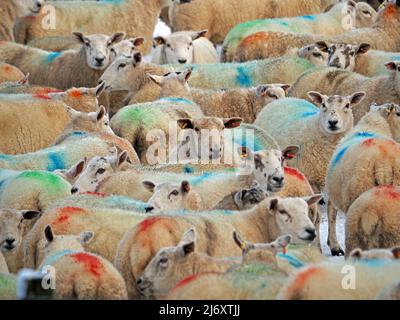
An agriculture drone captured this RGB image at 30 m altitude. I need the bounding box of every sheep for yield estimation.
[115,195,321,297]
[151,30,218,65]
[326,103,400,255]
[169,0,338,45]
[0,209,41,273]
[110,97,203,164]
[349,247,400,261]
[254,93,365,192]
[278,260,400,300]
[212,181,269,211]
[99,54,315,104]
[376,281,400,300]
[0,100,110,155]
[0,32,124,90]
[36,225,127,299]
[345,186,400,254]
[233,2,400,62]
[288,61,400,124]
[313,41,400,77]
[147,68,289,122]
[0,132,139,172]
[355,0,384,10]
[23,205,147,270]
[13,0,186,54]
[221,1,377,62]
[0,0,45,41]
[0,63,25,84]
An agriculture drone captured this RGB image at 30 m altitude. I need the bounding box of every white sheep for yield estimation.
[0,63,25,84]
[0,32,125,90]
[37,225,128,299]
[326,103,400,256]
[151,30,218,64]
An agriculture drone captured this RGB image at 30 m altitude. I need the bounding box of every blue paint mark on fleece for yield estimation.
[277,253,305,269]
[329,131,379,171]
[47,152,66,171]
[279,20,289,26]
[300,15,315,20]
[236,66,252,87]
[188,172,214,186]
[0,154,11,159]
[45,52,62,64]
[183,166,195,174]
[40,250,76,272]
[159,97,194,105]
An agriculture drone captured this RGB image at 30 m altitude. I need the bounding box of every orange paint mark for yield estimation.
[284,166,305,181]
[362,138,375,147]
[71,252,102,277]
[68,89,83,99]
[169,272,222,293]
[3,65,13,73]
[33,93,52,100]
[384,4,396,17]
[52,207,85,225]
[137,217,163,234]
[80,191,108,197]
[35,88,63,95]
[285,266,322,296]
[239,32,269,47]
[374,185,400,200]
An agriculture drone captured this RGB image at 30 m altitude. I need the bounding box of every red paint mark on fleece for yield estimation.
[33,88,63,100]
[52,207,85,225]
[284,167,305,181]
[80,191,108,198]
[362,138,376,147]
[169,272,222,293]
[374,185,400,200]
[384,4,397,17]
[137,217,163,234]
[68,89,83,99]
[284,266,322,297]
[239,32,269,47]
[3,65,13,73]
[71,252,103,277]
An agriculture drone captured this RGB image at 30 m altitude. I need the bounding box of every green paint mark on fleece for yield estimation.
[16,171,70,192]
[120,105,162,127]
[0,273,16,298]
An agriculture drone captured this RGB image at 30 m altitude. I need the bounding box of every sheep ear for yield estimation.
[44,225,54,242]
[108,32,126,46]
[18,73,30,85]
[191,29,208,40]
[65,106,81,119]
[349,92,366,106]
[73,32,89,45]
[153,36,166,46]
[349,248,363,260]
[392,247,400,259]
[269,198,279,212]
[308,91,325,105]
[142,181,156,193]
[280,84,291,94]
[385,61,397,71]
[131,37,145,47]
[347,0,357,10]
[93,81,106,97]
[181,181,191,193]
[147,74,164,86]
[282,145,299,160]
[233,190,246,208]
[67,158,86,179]
[95,106,106,121]
[21,210,41,220]
[178,228,196,256]
[183,68,192,82]
[303,194,323,206]
[79,231,94,244]
[233,230,246,251]
[223,117,242,129]
[237,146,253,159]
[314,41,329,53]
[116,150,128,167]
[177,118,194,130]
[356,43,370,55]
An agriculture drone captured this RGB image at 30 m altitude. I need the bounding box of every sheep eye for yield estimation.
[344,103,350,109]
[170,190,179,196]
[321,103,327,111]
[166,44,171,48]
[159,257,168,264]
[312,52,322,58]
[117,63,126,70]
[110,48,116,53]
[96,168,106,175]
[279,210,288,215]
[396,113,400,117]
[363,10,371,16]
[397,66,400,72]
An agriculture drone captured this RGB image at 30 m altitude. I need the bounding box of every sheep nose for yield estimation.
[272,176,284,184]
[328,120,339,128]
[96,57,105,64]
[71,187,78,194]
[5,238,15,245]
[305,228,316,240]
[145,206,154,213]
[178,59,187,64]
[136,278,143,285]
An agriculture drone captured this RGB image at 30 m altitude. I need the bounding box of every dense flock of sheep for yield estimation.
[0,0,399,300]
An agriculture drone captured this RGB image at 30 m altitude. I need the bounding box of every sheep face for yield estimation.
[315,42,370,71]
[297,45,328,67]
[73,32,126,71]
[65,106,114,135]
[14,0,45,16]
[255,84,289,104]
[267,195,321,244]
[349,247,400,261]
[176,117,243,162]
[373,102,400,141]
[143,181,202,213]
[308,91,365,134]
[153,30,207,64]
[239,146,299,193]
[0,209,40,254]
[233,181,269,210]
[111,38,144,61]
[137,228,196,298]
[71,149,129,194]
[386,61,400,100]
[355,2,378,27]
[100,53,142,92]
[36,225,93,267]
